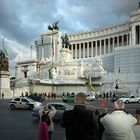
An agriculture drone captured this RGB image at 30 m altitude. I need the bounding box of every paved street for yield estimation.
[0,99,65,140]
[0,98,140,140]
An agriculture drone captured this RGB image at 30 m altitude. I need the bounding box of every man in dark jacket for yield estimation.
[63,92,99,140]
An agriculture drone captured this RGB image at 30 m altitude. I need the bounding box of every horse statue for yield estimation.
[0,49,9,71]
[47,21,59,30]
[61,34,70,48]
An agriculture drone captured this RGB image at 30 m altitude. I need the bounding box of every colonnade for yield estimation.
[64,33,130,59]
[36,24,140,60]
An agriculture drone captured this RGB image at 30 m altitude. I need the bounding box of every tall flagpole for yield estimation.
[30,45,33,59]
[2,37,8,58]
[51,33,53,67]
[47,21,59,95]
[2,37,4,49]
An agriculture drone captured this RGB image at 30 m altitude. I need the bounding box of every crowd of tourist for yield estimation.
[37,92,138,140]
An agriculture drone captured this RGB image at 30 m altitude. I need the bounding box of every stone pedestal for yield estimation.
[0,71,12,98]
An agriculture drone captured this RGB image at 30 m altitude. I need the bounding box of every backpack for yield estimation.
[43,111,51,126]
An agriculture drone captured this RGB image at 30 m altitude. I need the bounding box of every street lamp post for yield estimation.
[11,82,15,98]
[29,79,33,94]
[115,80,119,96]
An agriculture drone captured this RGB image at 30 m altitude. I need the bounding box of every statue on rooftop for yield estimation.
[47,21,59,30]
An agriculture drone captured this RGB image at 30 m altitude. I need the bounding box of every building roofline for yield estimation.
[16,59,38,65]
[68,21,130,37]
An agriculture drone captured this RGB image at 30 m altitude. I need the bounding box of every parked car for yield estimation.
[27,93,44,101]
[9,97,42,110]
[117,96,140,104]
[111,95,127,102]
[62,95,75,103]
[32,102,73,122]
[86,94,95,101]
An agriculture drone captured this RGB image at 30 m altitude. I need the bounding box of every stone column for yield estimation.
[87,42,89,57]
[104,39,106,55]
[95,41,97,56]
[83,43,85,58]
[71,44,73,58]
[75,44,77,59]
[132,25,136,46]
[108,38,110,53]
[79,43,81,58]
[99,40,101,55]
[113,37,115,52]
[129,31,132,46]
[91,41,93,57]
[122,35,124,46]
[127,34,129,46]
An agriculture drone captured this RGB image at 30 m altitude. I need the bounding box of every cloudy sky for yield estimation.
[0,0,138,76]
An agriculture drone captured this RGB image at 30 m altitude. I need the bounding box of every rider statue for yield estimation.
[61,34,70,48]
[0,49,9,72]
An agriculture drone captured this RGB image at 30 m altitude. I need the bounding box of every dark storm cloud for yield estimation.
[57,0,138,32]
[0,0,138,44]
[0,0,58,45]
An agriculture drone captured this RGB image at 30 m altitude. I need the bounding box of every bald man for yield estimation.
[100,100,137,140]
[63,92,99,140]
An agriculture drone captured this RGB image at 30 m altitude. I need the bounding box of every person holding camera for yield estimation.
[39,104,57,140]
[38,112,49,140]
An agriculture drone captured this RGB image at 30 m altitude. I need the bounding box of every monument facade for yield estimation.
[15,6,140,96]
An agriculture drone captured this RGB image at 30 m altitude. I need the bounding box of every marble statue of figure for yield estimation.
[95,57,103,66]
[93,57,104,72]
[51,68,57,79]
[83,57,105,78]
